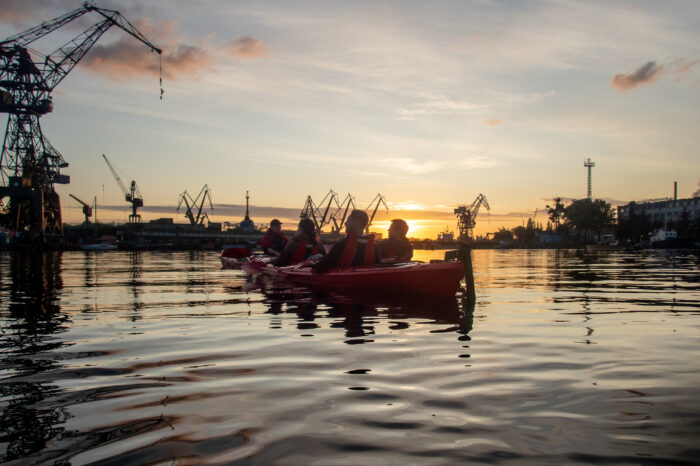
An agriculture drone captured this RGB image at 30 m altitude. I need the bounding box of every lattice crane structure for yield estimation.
[454,193,490,241]
[102,154,143,223]
[365,193,388,234]
[178,185,214,226]
[301,190,387,235]
[0,3,162,243]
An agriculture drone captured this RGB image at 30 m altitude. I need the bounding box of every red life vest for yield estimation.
[290,240,321,264]
[338,234,376,267]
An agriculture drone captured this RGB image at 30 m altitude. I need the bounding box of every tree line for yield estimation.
[491,197,700,247]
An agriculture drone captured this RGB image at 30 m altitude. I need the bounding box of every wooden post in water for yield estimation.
[458,243,476,304]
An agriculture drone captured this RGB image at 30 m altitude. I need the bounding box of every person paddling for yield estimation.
[312,210,380,273]
[378,218,413,261]
[260,219,288,257]
[273,218,324,266]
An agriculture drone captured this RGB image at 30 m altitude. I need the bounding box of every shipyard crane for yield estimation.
[102,154,143,223]
[365,193,388,234]
[177,184,214,226]
[0,3,162,242]
[331,193,355,234]
[454,193,490,241]
[69,193,93,223]
[300,189,339,231]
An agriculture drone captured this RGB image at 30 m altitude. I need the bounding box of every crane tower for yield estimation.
[584,158,595,199]
[0,4,162,243]
[454,193,490,241]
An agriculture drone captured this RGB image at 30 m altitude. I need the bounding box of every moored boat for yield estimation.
[220,244,253,269]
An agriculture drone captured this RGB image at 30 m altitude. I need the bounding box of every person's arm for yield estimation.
[312,240,344,273]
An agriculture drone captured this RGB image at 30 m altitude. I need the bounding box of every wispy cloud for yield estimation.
[611,61,664,92]
[483,118,503,126]
[221,36,267,58]
[396,96,485,120]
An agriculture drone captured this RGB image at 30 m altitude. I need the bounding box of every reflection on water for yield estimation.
[0,249,699,464]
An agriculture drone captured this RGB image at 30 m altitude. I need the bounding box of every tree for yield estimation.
[564,198,615,243]
[546,197,566,231]
[617,206,655,243]
[493,227,513,243]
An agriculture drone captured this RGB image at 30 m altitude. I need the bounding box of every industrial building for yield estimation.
[617,197,700,226]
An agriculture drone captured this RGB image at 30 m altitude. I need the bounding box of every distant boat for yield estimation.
[81,243,117,251]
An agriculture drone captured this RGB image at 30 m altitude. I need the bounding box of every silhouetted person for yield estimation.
[378,218,413,261]
[273,218,324,266]
[260,219,288,256]
[312,210,380,273]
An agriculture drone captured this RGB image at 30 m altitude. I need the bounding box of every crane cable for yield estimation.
[159,52,164,100]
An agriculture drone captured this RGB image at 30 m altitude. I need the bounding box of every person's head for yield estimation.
[269,219,282,233]
[297,218,316,241]
[388,219,409,239]
[345,209,369,235]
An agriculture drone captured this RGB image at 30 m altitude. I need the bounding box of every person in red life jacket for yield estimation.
[260,219,289,257]
[312,209,380,273]
[273,218,324,266]
[378,218,413,261]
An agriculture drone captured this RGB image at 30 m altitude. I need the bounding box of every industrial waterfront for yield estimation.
[1,248,699,464]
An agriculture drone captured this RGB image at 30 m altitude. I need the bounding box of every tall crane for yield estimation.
[300,189,339,231]
[69,194,93,224]
[365,193,388,234]
[0,3,162,243]
[102,154,143,223]
[454,193,490,241]
[331,193,355,234]
[177,184,214,226]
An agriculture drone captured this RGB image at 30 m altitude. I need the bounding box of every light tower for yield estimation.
[584,158,595,199]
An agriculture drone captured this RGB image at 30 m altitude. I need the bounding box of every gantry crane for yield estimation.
[454,193,490,241]
[177,184,214,226]
[102,154,143,223]
[69,194,93,224]
[0,3,162,243]
[365,193,388,234]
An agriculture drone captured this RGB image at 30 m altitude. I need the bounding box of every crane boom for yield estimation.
[366,193,388,233]
[43,6,162,91]
[69,193,90,207]
[102,154,128,198]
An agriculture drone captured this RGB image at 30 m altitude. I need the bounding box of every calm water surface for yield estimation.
[1,249,699,464]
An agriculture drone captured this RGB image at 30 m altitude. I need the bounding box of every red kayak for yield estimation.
[243,260,465,296]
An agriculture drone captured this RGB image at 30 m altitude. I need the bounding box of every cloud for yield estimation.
[396,96,485,120]
[671,58,700,74]
[221,36,267,58]
[611,61,664,92]
[482,118,503,126]
[0,0,66,25]
[80,18,213,81]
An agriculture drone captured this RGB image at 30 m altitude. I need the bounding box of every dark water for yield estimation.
[1,249,699,465]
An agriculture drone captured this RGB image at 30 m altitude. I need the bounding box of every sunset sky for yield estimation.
[1,0,699,238]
